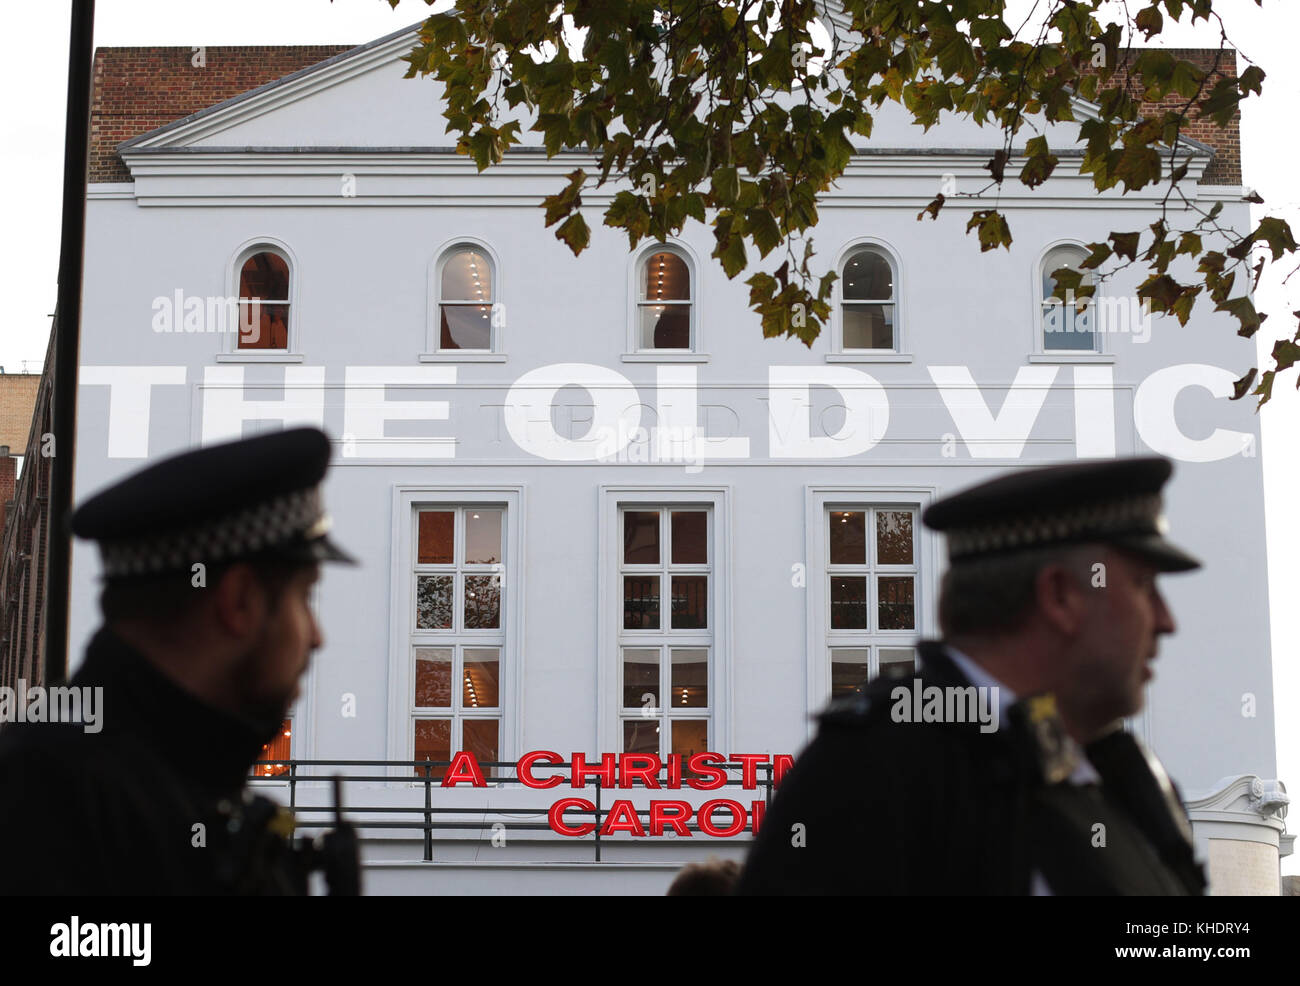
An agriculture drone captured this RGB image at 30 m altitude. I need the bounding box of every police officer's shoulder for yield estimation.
[815,674,910,730]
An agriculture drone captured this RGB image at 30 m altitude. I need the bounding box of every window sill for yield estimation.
[418,352,508,363]
[826,352,913,363]
[621,352,710,363]
[215,352,306,363]
[1027,353,1115,364]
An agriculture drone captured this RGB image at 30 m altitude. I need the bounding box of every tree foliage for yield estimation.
[392,0,1295,404]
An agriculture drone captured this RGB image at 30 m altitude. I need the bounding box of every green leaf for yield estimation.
[555,213,590,255]
[1135,5,1164,38]
[1231,367,1258,401]
[966,210,1012,251]
[1110,231,1141,261]
[712,166,739,206]
[747,208,783,257]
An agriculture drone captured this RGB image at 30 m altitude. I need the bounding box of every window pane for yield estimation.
[671,719,708,761]
[639,304,691,349]
[417,511,454,564]
[463,719,499,767]
[440,304,492,350]
[237,302,288,350]
[877,576,916,630]
[1042,246,1090,298]
[843,303,894,349]
[464,575,501,629]
[414,719,451,779]
[465,509,502,564]
[829,510,866,564]
[830,576,868,629]
[670,575,708,629]
[1043,301,1096,351]
[623,719,660,755]
[416,575,454,629]
[441,249,491,301]
[879,647,916,680]
[623,511,659,564]
[843,250,892,300]
[670,648,708,708]
[642,250,690,300]
[624,575,660,629]
[671,511,707,564]
[876,510,914,565]
[239,251,289,300]
[830,648,869,700]
[254,718,293,778]
[623,647,660,709]
[463,648,500,708]
[415,647,453,707]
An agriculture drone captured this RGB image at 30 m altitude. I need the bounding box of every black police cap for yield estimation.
[922,456,1201,573]
[71,427,357,578]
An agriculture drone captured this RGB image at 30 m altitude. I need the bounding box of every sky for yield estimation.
[1,0,1296,870]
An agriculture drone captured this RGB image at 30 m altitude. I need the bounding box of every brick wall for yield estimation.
[0,375,40,451]
[90,45,353,183]
[1099,47,1242,186]
[0,452,13,535]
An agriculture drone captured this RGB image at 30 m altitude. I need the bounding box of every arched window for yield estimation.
[1041,245,1096,351]
[841,247,896,350]
[437,246,494,351]
[637,247,692,350]
[237,249,290,350]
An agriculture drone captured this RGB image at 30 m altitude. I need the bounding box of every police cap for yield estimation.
[922,456,1201,572]
[71,427,357,578]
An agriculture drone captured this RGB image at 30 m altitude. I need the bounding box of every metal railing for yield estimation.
[249,758,777,862]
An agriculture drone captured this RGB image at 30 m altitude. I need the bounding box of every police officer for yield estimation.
[0,427,359,895]
[737,456,1207,895]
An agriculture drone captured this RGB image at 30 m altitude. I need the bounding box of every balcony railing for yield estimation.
[250,758,777,862]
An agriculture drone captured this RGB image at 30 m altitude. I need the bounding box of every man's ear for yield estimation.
[1034,562,1089,637]
[211,563,268,639]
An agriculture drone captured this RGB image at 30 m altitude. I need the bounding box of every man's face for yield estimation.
[236,563,323,730]
[1066,547,1176,730]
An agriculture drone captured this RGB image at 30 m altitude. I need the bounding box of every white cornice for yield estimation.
[109,146,1216,210]
[1185,774,1289,830]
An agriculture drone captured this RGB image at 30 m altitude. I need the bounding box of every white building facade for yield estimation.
[73,17,1288,894]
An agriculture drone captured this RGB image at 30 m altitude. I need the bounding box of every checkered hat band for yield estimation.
[98,488,323,577]
[945,492,1163,560]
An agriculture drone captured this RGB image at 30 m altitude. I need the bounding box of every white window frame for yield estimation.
[218,236,305,363]
[387,485,525,773]
[598,486,731,754]
[623,241,709,363]
[1029,239,1115,364]
[828,238,911,363]
[422,237,507,362]
[804,486,937,730]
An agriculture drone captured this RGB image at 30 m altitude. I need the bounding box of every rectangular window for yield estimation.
[826,506,919,701]
[411,506,505,778]
[618,507,712,758]
[254,717,293,778]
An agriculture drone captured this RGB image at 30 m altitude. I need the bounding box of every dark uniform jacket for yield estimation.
[0,627,307,895]
[736,641,1206,895]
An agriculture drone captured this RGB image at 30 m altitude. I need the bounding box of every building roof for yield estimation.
[88,37,1242,186]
